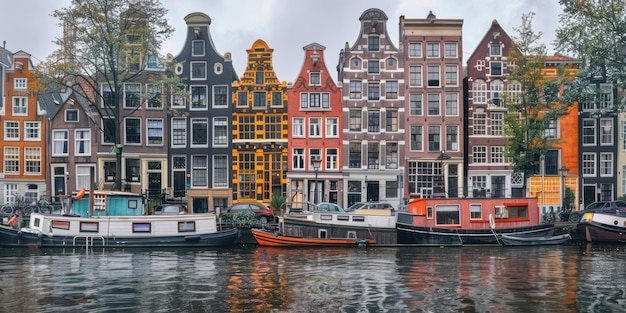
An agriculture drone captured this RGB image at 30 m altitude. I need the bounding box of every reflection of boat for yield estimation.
[280,202,397,245]
[251,228,373,247]
[577,212,626,243]
[396,197,554,245]
[0,191,238,248]
[500,233,571,246]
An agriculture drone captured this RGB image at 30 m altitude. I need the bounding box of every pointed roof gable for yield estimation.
[467,19,514,62]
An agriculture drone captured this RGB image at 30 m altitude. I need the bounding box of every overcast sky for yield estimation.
[0,0,562,83]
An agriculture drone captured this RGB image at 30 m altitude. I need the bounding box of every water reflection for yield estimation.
[0,245,625,312]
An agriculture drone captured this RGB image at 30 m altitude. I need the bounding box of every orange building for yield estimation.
[0,49,48,204]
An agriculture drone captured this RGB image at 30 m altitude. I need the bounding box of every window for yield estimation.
[470,204,482,219]
[436,205,460,225]
[147,119,163,145]
[4,121,19,140]
[300,92,329,108]
[192,40,205,56]
[4,147,19,173]
[427,94,440,116]
[101,84,115,107]
[367,60,379,74]
[12,97,27,115]
[349,80,362,99]
[368,83,380,101]
[309,118,321,137]
[490,62,502,76]
[102,117,115,144]
[237,91,248,107]
[385,81,398,99]
[473,113,486,135]
[444,43,457,58]
[445,93,458,115]
[349,110,361,131]
[490,113,503,136]
[349,142,361,168]
[238,115,255,140]
[191,118,208,146]
[368,111,380,132]
[145,84,162,109]
[490,80,503,106]
[600,153,613,177]
[310,72,321,85]
[124,83,140,108]
[256,71,264,84]
[428,126,440,152]
[368,142,379,169]
[309,149,322,169]
[192,155,208,187]
[293,118,305,137]
[213,117,228,147]
[386,110,398,132]
[410,126,423,151]
[473,80,487,103]
[427,43,440,58]
[427,65,440,87]
[24,122,40,140]
[125,118,141,144]
[409,66,422,86]
[253,92,266,107]
[409,43,421,57]
[75,129,91,155]
[582,153,596,176]
[475,60,485,71]
[491,146,505,163]
[213,86,228,107]
[124,159,140,183]
[147,55,158,69]
[213,155,228,187]
[386,143,398,169]
[445,65,457,86]
[272,91,282,107]
[326,148,338,170]
[293,148,305,170]
[191,62,206,79]
[368,35,379,51]
[104,161,116,182]
[490,43,501,56]
[52,130,69,156]
[600,118,613,145]
[326,117,338,137]
[446,126,458,151]
[507,81,522,105]
[582,119,596,146]
[65,109,78,122]
[14,78,27,89]
[410,94,422,116]
[473,146,487,163]
[191,86,207,109]
[544,119,557,139]
[172,118,186,146]
[24,147,41,174]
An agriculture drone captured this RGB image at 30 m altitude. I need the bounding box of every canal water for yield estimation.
[0,243,624,313]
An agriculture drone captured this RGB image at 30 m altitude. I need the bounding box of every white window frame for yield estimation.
[472,80,487,104]
[309,118,321,137]
[293,148,305,170]
[445,65,458,86]
[24,147,41,175]
[4,121,19,141]
[293,117,305,138]
[124,118,142,145]
[326,117,338,138]
[582,119,596,146]
[310,72,321,86]
[600,118,613,145]
[582,153,597,177]
[123,83,141,108]
[75,129,91,156]
[3,147,19,174]
[409,43,422,57]
[213,155,229,188]
[191,155,208,187]
[52,129,69,156]
[326,148,338,170]
[600,152,613,177]
[444,42,458,58]
[212,85,229,108]
[146,118,164,146]
[14,78,27,89]
[427,43,440,58]
[190,118,209,147]
[12,97,27,115]
[190,61,207,80]
[190,85,208,110]
[24,121,41,141]
[472,146,487,164]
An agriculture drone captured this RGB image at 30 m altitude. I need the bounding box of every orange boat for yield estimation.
[251,228,374,247]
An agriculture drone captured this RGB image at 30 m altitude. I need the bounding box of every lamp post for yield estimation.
[311,157,322,204]
[559,165,569,211]
[540,154,545,211]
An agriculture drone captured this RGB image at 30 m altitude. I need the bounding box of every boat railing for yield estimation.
[73,235,106,247]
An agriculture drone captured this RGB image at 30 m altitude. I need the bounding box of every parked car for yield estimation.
[226,202,274,223]
[154,204,186,215]
[569,200,626,222]
[345,202,395,213]
[315,202,346,213]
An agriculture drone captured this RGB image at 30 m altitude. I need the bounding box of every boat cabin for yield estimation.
[71,191,145,217]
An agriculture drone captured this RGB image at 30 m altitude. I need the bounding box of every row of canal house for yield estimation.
[0,8,620,214]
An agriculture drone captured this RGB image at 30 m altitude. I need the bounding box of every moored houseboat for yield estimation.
[396,197,554,245]
[577,212,626,243]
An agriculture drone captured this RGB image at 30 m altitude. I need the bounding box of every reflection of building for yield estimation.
[171,12,238,213]
[286,43,343,206]
[231,40,288,204]
[338,8,404,207]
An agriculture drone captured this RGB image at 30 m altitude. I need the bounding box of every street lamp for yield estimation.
[311,157,322,204]
[559,165,569,210]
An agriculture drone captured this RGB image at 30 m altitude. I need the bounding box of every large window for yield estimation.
[349,81,362,99]
[75,129,91,155]
[445,65,458,86]
[4,121,19,140]
[124,83,141,108]
[213,86,228,107]
[309,72,320,85]
[102,117,115,144]
[444,43,457,58]
[309,118,321,137]
[427,94,440,116]
[436,205,460,225]
[473,80,487,103]
[582,119,596,146]
[126,159,140,183]
[600,118,613,145]
[300,92,330,108]
[125,118,141,144]
[192,155,208,187]
[428,126,440,152]
[238,115,255,140]
[171,118,186,146]
[191,86,207,109]
[254,92,266,107]
[4,147,19,173]
[192,40,205,56]
[147,119,163,145]
[491,146,505,163]
[600,153,613,177]
[293,148,305,170]
[326,117,338,137]
[386,143,398,169]
[386,110,398,132]
[368,83,380,100]
[410,93,422,116]
[147,84,162,109]
[473,113,486,135]
[14,78,27,89]
[427,43,440,58]
[213,155,228,187]
[446,126,458,151]
[326,148,338,170]
[385,81,398,99]
[53,130,69,156]
[190,61,206,80]
[12,97,27,115]
[367,59,379,74]
[191,118,208,146]
[582,153,596,176]
[349,110,361,131]
[473,146,487,163]
[490,113,504,136]
[490,62,502,76]
[409,43,421,57]
[293,118,304,137]
[24,147,41,174]
[409,66,422,86]
[24,122,40,141]
[410,126,423,151]
[213,117,228,147]
[427,65,440,87]
[368,142,379,169]
[367,111,380,132]
[445,93,458,115]
[349,142,361,168]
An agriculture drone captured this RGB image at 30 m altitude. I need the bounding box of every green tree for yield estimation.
[504,12,578,193]
[38,0,177,190]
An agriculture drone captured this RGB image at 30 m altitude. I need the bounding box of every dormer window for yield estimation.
[368,35,379,51]
[310,72,321,86]
[490,43,501,56]
[192,40,205,56]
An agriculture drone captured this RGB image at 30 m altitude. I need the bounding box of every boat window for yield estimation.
[347,231,357,239]
[352,216,365,222]
[319,229,328,239]
[320,214,333,221]
[80,222,99,232]
[337,215,349,221]
[178,221,196,232]
[51,220,70,230]
[133,223,151,233]
[436,205,460,225]
[507,206,528,218]
[470,204,482,219]
[427,207,433,219]
[33,217,41,228]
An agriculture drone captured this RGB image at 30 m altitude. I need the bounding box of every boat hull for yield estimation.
[251,228,373,247]
[396,223,554,245]
[500,234,571,246]
[577,213,626,243]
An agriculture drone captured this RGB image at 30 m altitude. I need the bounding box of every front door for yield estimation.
[366,181,379,202]
[148,173,161,200]
[173,171,186,198]
[583,185,596,208]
